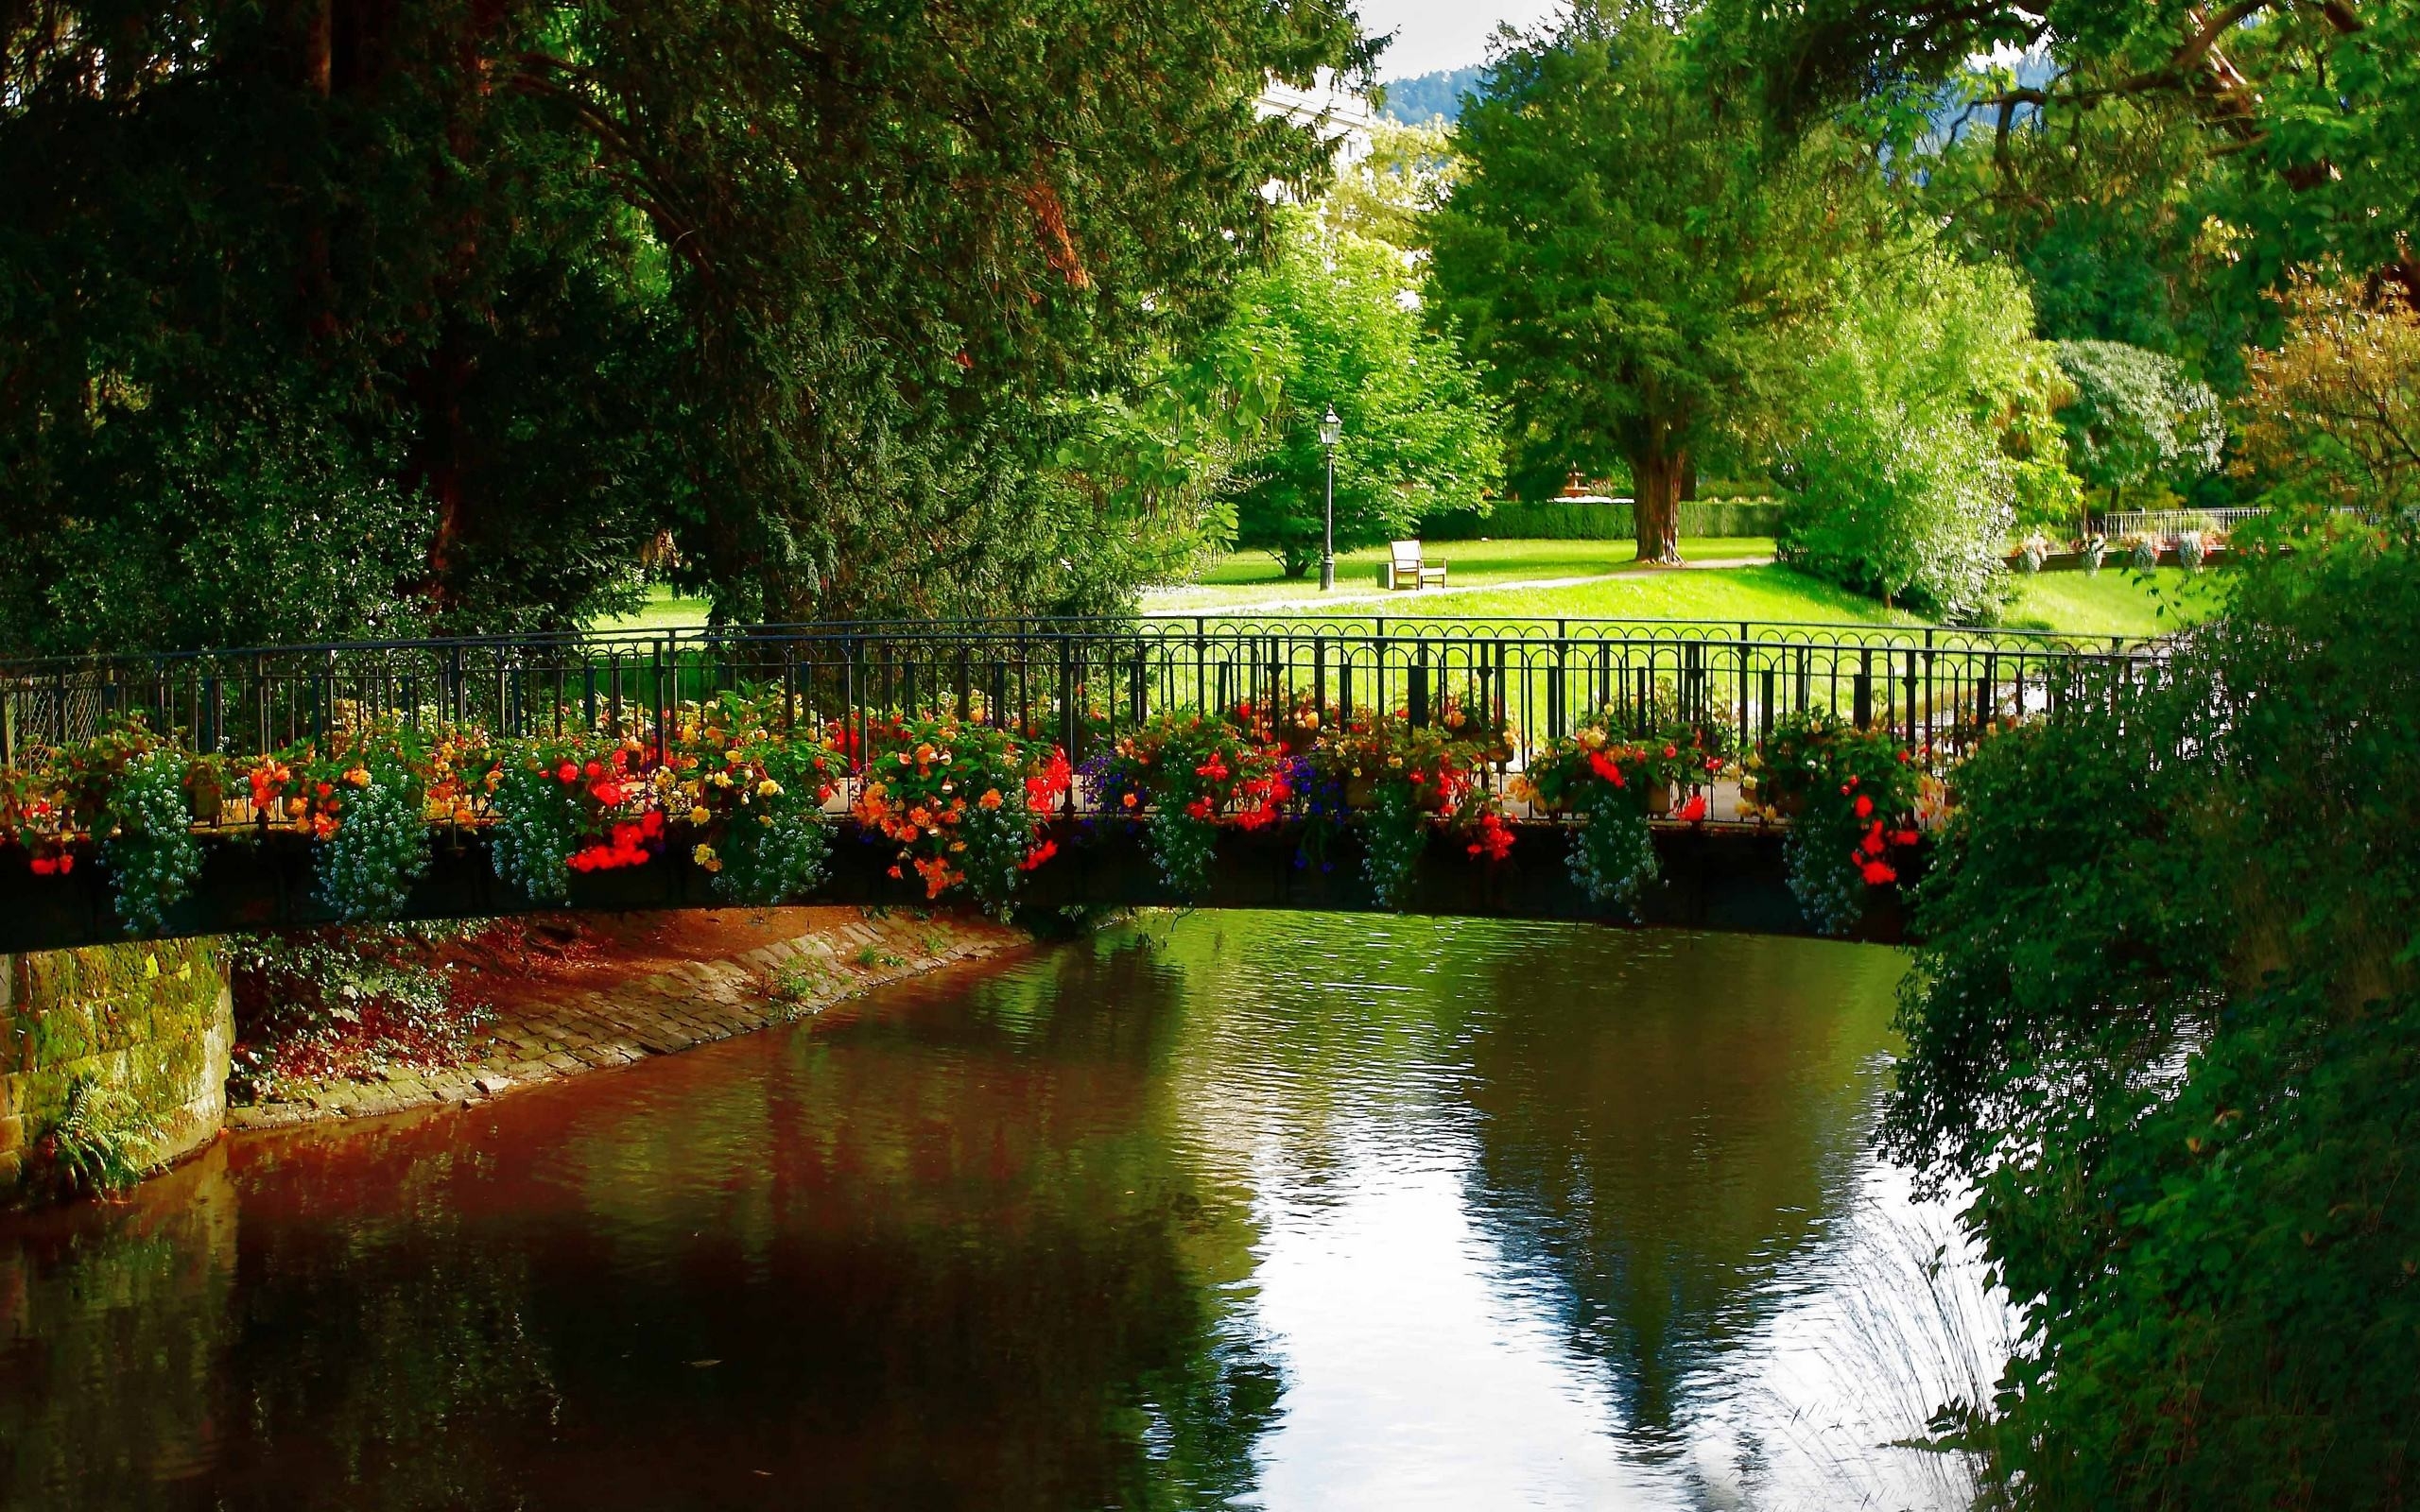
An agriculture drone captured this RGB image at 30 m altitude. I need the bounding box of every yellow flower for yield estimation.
[692,843,719,869]
[689,806,711,825]
[343,767,372,788]
[756,778,782,798]
[711,770,733,788]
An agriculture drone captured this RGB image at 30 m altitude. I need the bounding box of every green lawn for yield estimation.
[1146,536,1776,611]
[596,549,2224,641]
[1160,545,2221,640]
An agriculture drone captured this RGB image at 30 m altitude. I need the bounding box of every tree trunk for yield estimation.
[1633,443,1686,565]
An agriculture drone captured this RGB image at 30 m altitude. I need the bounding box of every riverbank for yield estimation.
[226,906,1029,1129]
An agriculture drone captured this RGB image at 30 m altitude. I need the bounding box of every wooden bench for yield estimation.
[1382,540,1447,591]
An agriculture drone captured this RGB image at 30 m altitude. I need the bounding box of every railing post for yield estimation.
[1853,648,1873,730]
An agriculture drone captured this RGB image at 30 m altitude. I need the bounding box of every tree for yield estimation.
[0,0,1368,651]
[1428,3,1849,562]
[1215,214,1501,577]
[2238,266,2420,520]
[2051,340,2226,514]
[1775,248,2072,619]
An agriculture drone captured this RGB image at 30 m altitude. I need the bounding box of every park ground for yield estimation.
[605,536,2223,640]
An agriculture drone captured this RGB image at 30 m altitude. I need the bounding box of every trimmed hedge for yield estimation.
[1419,499,1788,541]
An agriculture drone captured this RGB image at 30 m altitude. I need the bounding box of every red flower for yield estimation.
[30,856,55,877]
[1185,797,1213,820]
[317,782,334,799]
[1662,744,1677,760]
[1677,793,1708,822]
[1019,839,1060,871]
[1587,750,1628,787]
[584,761,604,779]
[1863,831,1887,856]
[56,853,72,875]
[641,810,666,838]
[1893,829,1921,847]
[1860,859,1898,886]
[557,763,579,784]
[1853,794,1874,819]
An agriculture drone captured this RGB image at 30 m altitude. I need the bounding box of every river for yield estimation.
[0,914,2003,1510]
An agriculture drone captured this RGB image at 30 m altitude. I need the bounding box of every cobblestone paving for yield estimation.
[228,910,1026,1128]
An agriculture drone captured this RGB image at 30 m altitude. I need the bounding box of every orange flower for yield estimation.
[978,788,1003,810]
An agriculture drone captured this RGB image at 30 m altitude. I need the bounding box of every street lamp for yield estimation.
[1319,405,1342,591]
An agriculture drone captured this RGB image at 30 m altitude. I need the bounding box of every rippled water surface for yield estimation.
[1,915,2000,1510]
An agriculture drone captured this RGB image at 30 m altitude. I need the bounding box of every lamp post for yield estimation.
[1319,405,1342,592]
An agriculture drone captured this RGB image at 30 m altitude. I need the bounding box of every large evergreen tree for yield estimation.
[1427,3,1848,562]
[0,0,1367,650]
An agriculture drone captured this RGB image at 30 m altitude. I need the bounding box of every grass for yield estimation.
[591,545,2226,641]
[1144,536,1777,611]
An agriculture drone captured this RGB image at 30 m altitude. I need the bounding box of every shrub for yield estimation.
[1886,539,2420,1505]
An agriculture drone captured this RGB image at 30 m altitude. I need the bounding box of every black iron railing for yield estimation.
[0,616,2159,780]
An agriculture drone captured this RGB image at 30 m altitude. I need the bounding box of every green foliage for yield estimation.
[1887,539,2420,1504]
[27,1075,156,1199]
[99,748,204,935]
[2052,340,2226,502]
[225,926,491,1100]
[1776,249,2066,618]
[316,762,430,921]
[1216,213,1502,576]
[0,0,1368,649]
[1429,1,1863,560]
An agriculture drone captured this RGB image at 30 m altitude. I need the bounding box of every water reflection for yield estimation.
[0,914,1987,1511]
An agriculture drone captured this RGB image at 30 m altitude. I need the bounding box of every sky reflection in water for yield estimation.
[0,914,1999,1511]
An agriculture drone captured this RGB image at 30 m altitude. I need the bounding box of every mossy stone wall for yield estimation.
[0,940,232,1194]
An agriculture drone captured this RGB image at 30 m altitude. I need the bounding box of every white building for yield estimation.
[1255,75,1381,174]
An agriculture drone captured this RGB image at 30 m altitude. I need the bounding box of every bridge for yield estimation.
[0,615,2152,951]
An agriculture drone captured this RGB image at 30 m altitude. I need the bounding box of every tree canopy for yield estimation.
[1428,2,1858,561]
[0,0,1367,651]
[1216,213,1501,576]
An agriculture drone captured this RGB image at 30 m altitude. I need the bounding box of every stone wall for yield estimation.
[0,940,233,1195]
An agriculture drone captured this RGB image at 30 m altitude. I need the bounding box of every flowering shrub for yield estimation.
[1098,712,1295,897]
[101,747,208,933]
[1767,717,1926,936]
[665,695,841,906]
[1310,714,1497,909]
[492,736,657,903]
[1518,725,1661,912]
[853,716,1062,911]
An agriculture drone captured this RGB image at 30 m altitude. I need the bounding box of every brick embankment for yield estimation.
[227,907,1026,1129]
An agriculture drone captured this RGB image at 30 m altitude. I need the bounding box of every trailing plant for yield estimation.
[1518,725,1661,913]
[317,760,430,919]
[490,736,655,903]
[1768,717,1925,936]
[668,695,842,906]
[100,746,207,934]
[1314,713,1498,909]
[1098,711,1294,898]
[852,715,1065,911]
[2129,532,2162,572]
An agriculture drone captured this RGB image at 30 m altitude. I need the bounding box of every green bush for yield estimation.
[1888,537,2420,1505]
